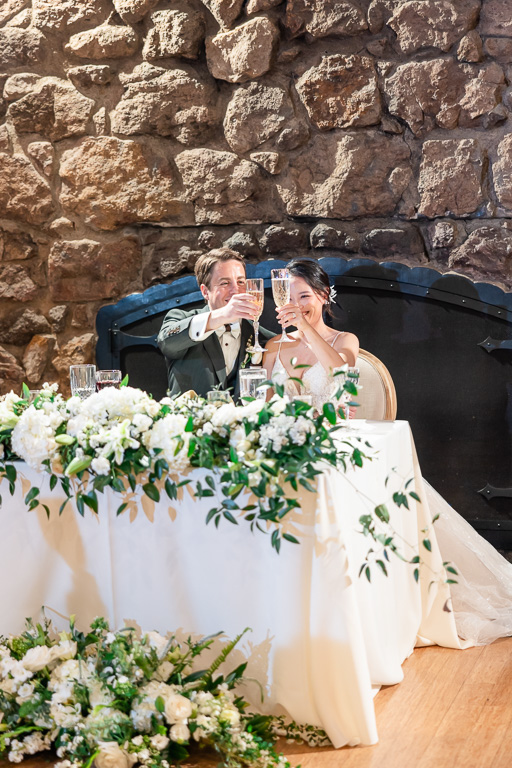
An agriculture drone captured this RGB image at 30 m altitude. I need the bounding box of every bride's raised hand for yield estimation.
[276,302,308,331]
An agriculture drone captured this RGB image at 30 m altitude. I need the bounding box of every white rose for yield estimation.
[94,742,136,768]
[88,680,114,709]
[164,693,192,724]
[169,724,190,744]
[22,645,54,672]
[145,631,168,657]
[0,678,15,694]
[154,661,174,682]
[53,641,77,662]
[220,708,240,726]
[150,734,169,751]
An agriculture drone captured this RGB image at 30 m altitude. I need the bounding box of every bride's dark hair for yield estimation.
[286,258,335,318]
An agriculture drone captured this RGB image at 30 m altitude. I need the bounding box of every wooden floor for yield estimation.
[2,638,511,768]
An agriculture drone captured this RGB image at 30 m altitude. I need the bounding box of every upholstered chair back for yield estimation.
[354,348,397,421]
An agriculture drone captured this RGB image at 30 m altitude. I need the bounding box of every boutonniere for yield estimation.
[241,339,263,368]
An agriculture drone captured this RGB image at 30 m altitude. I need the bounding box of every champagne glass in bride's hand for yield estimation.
[246,278,265,353]
[271,268,294,343]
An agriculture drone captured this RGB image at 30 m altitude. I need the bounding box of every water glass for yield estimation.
[239,367,267,401]
[70,364,96,400]
[96,369,122,391]
[207,390,233,404]
[28,390,42,404]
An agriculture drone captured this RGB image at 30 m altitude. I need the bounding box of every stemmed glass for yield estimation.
[271,268,294,343]
[246,278,265,353]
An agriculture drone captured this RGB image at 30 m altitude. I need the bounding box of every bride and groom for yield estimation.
[157,247,358,407]
[158,248,512,647]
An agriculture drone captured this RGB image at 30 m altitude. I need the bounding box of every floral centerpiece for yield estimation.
[0,615,319,767]
[0,377,365,553]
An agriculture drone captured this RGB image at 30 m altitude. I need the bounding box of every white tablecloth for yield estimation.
[0,420,462,747]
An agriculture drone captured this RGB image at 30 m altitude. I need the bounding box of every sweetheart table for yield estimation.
[0,420,463,748]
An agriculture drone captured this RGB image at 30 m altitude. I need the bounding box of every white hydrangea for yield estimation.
[143,413,191,471]
[11,405,65,469]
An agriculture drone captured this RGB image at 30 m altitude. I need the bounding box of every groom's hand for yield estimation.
[207,293,259,330]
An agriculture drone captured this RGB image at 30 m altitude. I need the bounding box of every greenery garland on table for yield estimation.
[0,377,371,554]
[0,615,329,767]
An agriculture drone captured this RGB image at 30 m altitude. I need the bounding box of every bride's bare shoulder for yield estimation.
[264,335,282,351]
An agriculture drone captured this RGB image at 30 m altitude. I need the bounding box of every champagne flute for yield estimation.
[271,268,294,343]
[246,278,265,353]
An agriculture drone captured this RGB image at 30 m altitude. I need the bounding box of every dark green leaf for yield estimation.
[375,504,390,523]
[143,483,160,502]
[24,486,39,505]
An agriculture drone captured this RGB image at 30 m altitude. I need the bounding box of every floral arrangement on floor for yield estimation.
[0,615,322,767]
[0,376,364,553]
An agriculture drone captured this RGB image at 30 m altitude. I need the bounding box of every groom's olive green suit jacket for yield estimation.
[157,306,272,400]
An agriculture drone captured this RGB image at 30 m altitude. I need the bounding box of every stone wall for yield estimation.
[1,0,512,394]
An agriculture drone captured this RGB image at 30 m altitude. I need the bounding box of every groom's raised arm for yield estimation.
[158,307,212,359]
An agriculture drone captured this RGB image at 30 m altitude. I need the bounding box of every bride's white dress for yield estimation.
[271,351,512,647]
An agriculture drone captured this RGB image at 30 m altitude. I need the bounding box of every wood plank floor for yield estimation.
[2,638,511,768]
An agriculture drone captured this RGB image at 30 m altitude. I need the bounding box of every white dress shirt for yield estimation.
[189,312,241,375]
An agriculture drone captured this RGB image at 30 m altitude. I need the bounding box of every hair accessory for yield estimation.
[329,285,337,303]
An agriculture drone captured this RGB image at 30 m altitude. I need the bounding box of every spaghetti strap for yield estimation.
[330,331,342,347]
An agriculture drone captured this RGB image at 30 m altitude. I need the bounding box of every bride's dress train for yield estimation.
[271,354,512,646]
[424,481,512,646]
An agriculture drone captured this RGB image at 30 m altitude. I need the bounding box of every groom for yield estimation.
[158,248,272,400]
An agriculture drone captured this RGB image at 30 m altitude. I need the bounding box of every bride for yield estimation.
[263,258,359,411]
[263,258,512,647]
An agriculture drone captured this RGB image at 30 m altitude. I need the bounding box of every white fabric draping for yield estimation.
[0,421,463,747]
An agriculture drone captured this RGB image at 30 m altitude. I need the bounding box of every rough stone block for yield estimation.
[48,237,141,301]
[206,16,279,83]
[59,137,193,230]
[65,24,139,59]
[8,78,95,141]
[143,8,205,61]
[277,132,412,219]
[111,66,218,145]
[22,334,56,383]
[285,0,367,38]
[0,310,51,345]
[388,0,480,54]
[418,139,483,218]
[0,346,24,392]
[0,152,54,226]
[449,227,512,283]
[480,0,512,37]
[296,55,381,130]
[201,0,244,29]
[175,148,275,224]
[224,80,294,153]
[113,0,160,24]
[362,227,426,260]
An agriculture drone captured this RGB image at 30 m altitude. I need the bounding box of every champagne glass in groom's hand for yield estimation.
[246,278,265,353]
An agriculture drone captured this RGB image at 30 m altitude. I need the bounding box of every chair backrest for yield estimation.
[354,348,397,421]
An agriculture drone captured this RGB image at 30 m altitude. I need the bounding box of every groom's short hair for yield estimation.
[194,248,246,289]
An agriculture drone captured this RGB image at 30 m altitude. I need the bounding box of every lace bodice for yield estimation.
[271,333,343,411]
